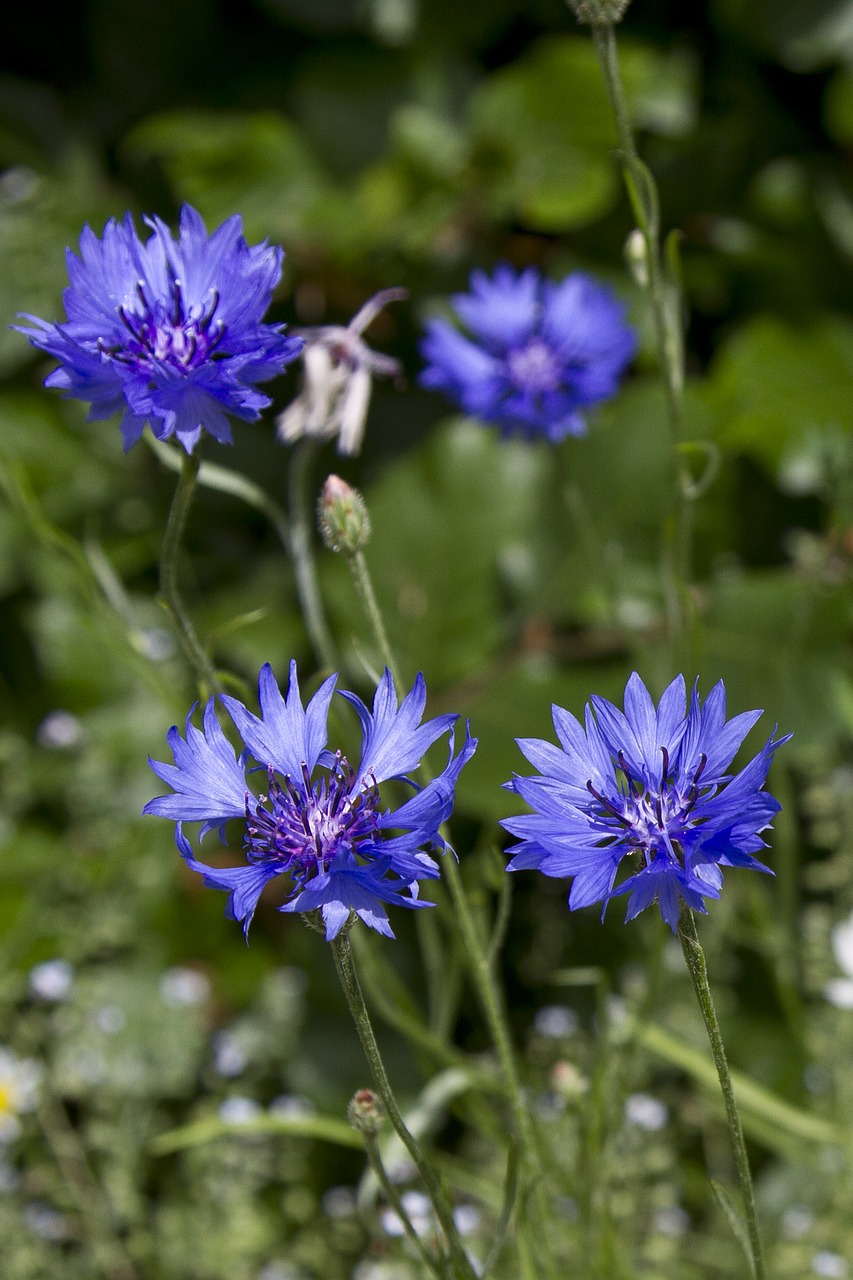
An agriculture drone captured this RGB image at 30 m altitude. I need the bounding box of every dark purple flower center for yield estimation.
[244,756,381,874]
[100,279,226,375]
[506,337,562,394]
[586,751,709,864]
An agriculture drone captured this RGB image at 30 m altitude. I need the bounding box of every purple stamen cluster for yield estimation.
[503,673,790,930]
[245,758,381,877]
[16,205,303,453]
[419,264,636,443]
[145,662,476,941]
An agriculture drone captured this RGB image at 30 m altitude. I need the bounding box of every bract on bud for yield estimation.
[318,475,371,554]
[567,0,631,23]
[348,1088,385,1134]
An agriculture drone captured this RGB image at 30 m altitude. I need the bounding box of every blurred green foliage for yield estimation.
[3,0,853,1276]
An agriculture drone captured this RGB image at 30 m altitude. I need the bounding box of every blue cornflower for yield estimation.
[16,205,302,453]
[502,673,790,931]
[419,264,635,443]
[144,662,476,940]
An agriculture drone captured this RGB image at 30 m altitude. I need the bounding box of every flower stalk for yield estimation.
[287,438,338,671]
[331,929,478,1280]
[158,449,221,698]
[587,18,693,652]
[677,905,767,1280]
[337,524,558,1279]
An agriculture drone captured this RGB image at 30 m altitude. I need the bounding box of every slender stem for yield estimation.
[348,548,404,689]
[342,545,557,1276]
[362,1129,449,1280]
[331,930,479,1280]
[441,856,558,1280]
[38,1095,139,1280]
[287,438,338,670]
[677,906,767,1280]
[158,449,220,698]
[589,20,693,652]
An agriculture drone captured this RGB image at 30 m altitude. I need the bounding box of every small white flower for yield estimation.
[653,1205,690,1236]
[832,912,853,977]
[269,1093,315,1120]
[812,1251,849,1279]
[0,1048,42,1142]
[36,711,82,750]
[277,288,406,457]
[534,1005,578,1038]
[212,1030,248,1078]
[94,1005,126,1035]
[218,1096,262,1125]
[782,1205,814,1239]
[624,1092,668,1131]
[28,959,73,1002]
[159,967,211,1008]
[824,978,853,1009]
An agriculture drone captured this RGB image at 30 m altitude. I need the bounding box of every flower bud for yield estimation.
[567,0,631,23]
[348,1088,384,1135]
[318,475,371,554]
[624,228,650,288]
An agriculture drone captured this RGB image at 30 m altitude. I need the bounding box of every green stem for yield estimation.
[158,450,220,698]
[441,857,558,1280]
[287,439,338,670]
[342,547,557,1277]
[348,548,404,689]
[589,20,692,653]
[677,906,767,1280]
[331,931,479,1280]
[362,1129,449,1280]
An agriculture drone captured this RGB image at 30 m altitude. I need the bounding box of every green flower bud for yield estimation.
[624,228,650,288]
[567,0,631,23]
[318,475,371,554]
[347,1088,384,1135]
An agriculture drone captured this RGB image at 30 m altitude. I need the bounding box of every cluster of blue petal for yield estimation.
[419,265,636,443]
[144,662,476,941]
[502,673,790,931]
[16,205,303,453]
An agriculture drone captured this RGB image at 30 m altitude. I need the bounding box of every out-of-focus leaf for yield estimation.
[702,567,852,747]
[468,36,696,232]
[0,152,121,377]
[703,315,853,473]
[124,111,332,246]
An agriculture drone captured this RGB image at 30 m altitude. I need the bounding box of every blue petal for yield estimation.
[221,661,337,779]
[144,699,247,824]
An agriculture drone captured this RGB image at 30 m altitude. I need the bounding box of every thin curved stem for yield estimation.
[348,548,404,689]
[331,931,479,1280]
[287,439,339,670]
[441,856,558,1280]
[362,1129,449,1280]
[677,906,767,1280]
[341,548,558,1278]
[158,449,220,698]
[589,20,693,656]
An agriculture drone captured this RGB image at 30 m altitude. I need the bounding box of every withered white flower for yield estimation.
[277,287,406,456]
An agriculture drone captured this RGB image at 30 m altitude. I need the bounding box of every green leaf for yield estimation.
[468,36,696,232]
[710,1181,756,1277]
[151,1111,364,1156]
[124,110,332,245]
[702,314,853,473]
[637,1022,845,1152]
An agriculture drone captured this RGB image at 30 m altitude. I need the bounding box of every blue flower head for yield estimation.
[16,205,303,453]
[502,673,790,931]
[144,662,477,941]
[419,265,635,443]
